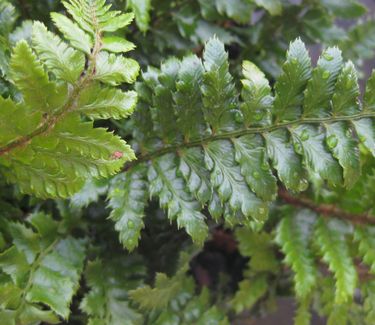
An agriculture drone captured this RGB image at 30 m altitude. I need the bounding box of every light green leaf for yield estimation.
[51,13,92,55]
[127,0,151,33]
[276,210,317,298]
[314,218,357,304]
[10,41,60,112]
[231,276,268,314]
[94,52,139,85]
[236,228,278,272]
[354,226,375,273]
[32,21,85,83]
[102,36,135,53]
[77,83,137,119]
[100,13,134,33]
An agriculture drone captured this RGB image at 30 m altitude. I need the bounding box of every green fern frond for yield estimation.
[108,165,148,251]
[236,227,278,272]
[314,218,357,304]
[80,256,145,325]
[111,37,375,248]
[0,213,86,323]
[275,209,317,298]
[127,0,151,33]
[129,258,230,324]
[354,226,375,273]
[230,276,268,314]
[32,22,85,84]
[0,0,139,198]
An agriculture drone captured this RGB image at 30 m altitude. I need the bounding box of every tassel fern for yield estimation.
[109,37,375,250]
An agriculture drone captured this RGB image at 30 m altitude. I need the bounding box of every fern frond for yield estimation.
[50,12,93,55]
[273,38,311,122]
[32,22,85,84]
[314,218,357,304]
[111,37,375,248]
[204,140,269,225]
[62,0,134,35]
[129,258,230,324]
[77,84,137,120]
[201,37,237,132]
[354,226,375,273]
[236,227,278,272]
[230,276,268,314]
[10,41,62,111]
[0,0,139,198]
[275,209,317,298]
[148,154,208,244]
[127,0,151,33]
[94,51,139,85]
[81,256,145,325]
[0,213,86,323]
[108,165,148,251]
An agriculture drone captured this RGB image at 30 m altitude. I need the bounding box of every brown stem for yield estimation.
[278,188,375,226]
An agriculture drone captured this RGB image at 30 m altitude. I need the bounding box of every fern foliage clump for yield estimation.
[2,0,375,324]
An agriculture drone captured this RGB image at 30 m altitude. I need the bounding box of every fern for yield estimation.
[314,218,357,304]
[129,254,230,324]
[354,226,375,273]
[2,1,375,324]
[109,37,375,249]
[236,227,278,272]
[80,256,145,325]
[0,0,138,198]
[230,275,268,314]
[275,209,317,299]
[0,212,86,323]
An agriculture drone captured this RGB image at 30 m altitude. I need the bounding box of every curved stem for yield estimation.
[123,111,375,171]
[278,188,375,225]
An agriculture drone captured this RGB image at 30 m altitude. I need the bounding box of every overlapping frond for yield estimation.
[110,37,375,249]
